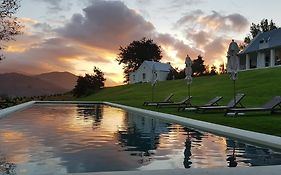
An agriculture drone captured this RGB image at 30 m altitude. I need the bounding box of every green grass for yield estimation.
[80,67,281,137]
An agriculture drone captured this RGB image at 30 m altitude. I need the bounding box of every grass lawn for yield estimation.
[80,67,281,137]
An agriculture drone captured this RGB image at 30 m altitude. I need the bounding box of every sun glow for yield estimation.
[5,46,27,53]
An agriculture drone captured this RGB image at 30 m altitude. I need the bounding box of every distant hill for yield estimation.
[0,72,77,97]
[35,72,78,91]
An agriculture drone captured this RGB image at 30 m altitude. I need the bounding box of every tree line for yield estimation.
[167,55,227,80]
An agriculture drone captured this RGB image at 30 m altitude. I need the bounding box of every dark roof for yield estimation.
[240,28,281,55]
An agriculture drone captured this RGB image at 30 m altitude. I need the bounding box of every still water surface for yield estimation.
[0,104,281,174]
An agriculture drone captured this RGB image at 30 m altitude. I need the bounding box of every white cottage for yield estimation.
[239,28,281,70]
[129,61,173,84]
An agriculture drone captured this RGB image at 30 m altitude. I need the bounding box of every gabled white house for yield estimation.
[239,28,281,70]
[129,61,173,84]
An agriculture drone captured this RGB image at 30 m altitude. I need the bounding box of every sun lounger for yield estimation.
[196,94,245,113]
[226,96,281,116]
[178,96,223,111]
[143,93,174,106]
[157,96,192,108]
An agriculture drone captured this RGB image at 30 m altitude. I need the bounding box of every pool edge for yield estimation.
[104,102,281,151]
[0,101,35,118]
[68,165,281,175]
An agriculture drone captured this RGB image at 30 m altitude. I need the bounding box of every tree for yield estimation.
[219,63,227,74]
[73,67,106,97]
[0,0,22,60]
[244,19,278,44]
[208,65,217,75]
[191,55,206,76]
[116,37,162,83]
[167,67,185,80]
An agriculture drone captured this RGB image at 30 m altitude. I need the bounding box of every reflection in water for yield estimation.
[0,104,281,174]
[226,140,238,167]
[117,113,161,151]
[76,104,103,129]
[183,135,192,168]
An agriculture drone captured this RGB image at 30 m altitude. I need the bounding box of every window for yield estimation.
[142,73,146,80]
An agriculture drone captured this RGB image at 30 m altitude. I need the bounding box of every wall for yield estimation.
[129,63,170,84]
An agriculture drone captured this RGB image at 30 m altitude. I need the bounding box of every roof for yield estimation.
[240,28,281,55]
[143,61,172,72]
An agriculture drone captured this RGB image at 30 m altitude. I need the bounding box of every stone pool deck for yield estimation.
[70,165,281,175]
[1,101,281,175]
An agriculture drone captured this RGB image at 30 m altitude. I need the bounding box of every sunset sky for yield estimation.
[0,0,280,86]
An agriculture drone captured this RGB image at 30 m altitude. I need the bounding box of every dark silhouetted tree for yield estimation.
[167,67,185,80]
[192,55,206,76]
[116,37,162,83]
[219,63,226,74]
[208,65,217,75]
[0,0,23,60]
[167,69,176,80]
[73,67,106,97]
[244,19,278,45]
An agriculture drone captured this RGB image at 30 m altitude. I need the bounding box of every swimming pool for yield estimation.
[0,104,281,174]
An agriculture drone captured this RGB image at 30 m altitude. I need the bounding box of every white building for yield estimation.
[239,28,281,70]
[129,61,173,84]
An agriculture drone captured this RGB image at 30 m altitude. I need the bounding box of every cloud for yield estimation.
[156,33,201,62]
[33,0,72,12]
[33,22,53,33]
[176,10,204,27]
[169,0,205,8]
[0,36,109,75]
[174,10,249,65]
[176,10,249,33]
[2,1,177,86]
[187,30,210,48]
[203,37,229,65]
[57,1,155,51]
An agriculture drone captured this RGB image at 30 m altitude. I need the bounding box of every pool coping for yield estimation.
[1,101,281,175]
[104,102,281,151]
[69,165,281,175]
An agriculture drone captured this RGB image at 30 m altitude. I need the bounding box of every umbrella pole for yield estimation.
[233,80,236,105]
[188,84,190,99]
[152,85,154,102]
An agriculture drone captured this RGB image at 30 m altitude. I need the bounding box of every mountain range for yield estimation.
[0,72,78,97]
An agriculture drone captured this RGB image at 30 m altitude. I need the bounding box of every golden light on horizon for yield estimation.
[6,46,27,53]
[79,44,117,61]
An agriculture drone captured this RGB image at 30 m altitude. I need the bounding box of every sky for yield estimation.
[0,0,281,86]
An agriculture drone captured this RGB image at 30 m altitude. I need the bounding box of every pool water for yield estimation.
[0,104,280,174]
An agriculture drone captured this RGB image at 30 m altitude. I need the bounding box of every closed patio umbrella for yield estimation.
[185,55,193,99]
[227,40,240,104]
[151,60,158,101]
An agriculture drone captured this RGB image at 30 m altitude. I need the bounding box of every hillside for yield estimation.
[35,72,78,91]
[81,67,281,137]
[0,73,68,97]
